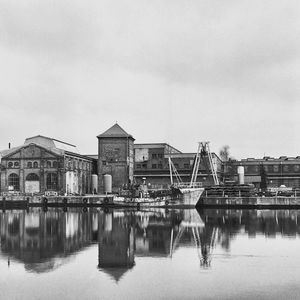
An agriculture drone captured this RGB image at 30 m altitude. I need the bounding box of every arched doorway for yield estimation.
[25,173,40,194]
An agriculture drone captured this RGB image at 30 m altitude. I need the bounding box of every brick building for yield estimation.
[97,124,135,193]
[134,143,223,188]
[0,135,95,195]
[230,156,300,188]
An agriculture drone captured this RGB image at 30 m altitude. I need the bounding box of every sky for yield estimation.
[0,0,299,159]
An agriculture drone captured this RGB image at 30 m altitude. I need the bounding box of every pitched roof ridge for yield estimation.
[97,123,134,139]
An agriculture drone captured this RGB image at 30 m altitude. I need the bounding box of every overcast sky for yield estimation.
[0,0,299,159]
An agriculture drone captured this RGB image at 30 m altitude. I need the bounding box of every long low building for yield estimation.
[0,135,96,196]
[229,156,300,188]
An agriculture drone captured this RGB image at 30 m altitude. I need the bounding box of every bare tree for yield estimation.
[219,145,235,183]
[219,145,230,162]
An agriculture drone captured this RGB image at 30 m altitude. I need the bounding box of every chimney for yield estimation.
[8,143,11,149]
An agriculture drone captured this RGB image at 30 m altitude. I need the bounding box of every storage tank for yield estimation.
[103,174,112,194]
[92,174,98,194]
[237,166,245,185]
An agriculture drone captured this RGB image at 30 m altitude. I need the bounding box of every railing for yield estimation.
[173,182,203,189]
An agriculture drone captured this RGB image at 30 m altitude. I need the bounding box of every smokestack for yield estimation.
[8,143,11,149]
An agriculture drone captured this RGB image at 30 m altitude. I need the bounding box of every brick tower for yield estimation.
[97,123,135,193]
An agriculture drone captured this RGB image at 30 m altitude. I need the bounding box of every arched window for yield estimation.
[26,173,39,181]
[46,173,58,190]
[8,173,20,191]
[53,161,58,168]
[33,161,38,168]
[27,161,32,168]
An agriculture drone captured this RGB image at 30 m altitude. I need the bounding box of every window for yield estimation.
[8,173,20,191]
[27,161,32,168]
[283,165,289,172]
[152,154,157,159]
[142,164,147,169]
[158,164,163,169]
[46,161,52,168]
[26,173,39,181]
[8,162,13,168]
[184,164,189,169]
[174,164,179,169]
[46,173,58,190]
[14,162,19,168]
[158,154,163,159]
[152,164,157,169]
[273,165,279,172]
[33,161,38,168]
[136,164,141,169]
[294,165,300,172]
[53,161,58,168]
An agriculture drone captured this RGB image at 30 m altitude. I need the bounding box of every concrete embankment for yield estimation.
[196,196,300,209]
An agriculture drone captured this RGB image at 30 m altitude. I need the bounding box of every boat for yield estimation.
[110,142,220,208]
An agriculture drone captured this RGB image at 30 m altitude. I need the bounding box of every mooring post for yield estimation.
[2,197,6,212]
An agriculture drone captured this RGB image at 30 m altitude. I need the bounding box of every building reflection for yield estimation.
[0,208,98,272]
[1,207,300,277]
[98,211,135,282]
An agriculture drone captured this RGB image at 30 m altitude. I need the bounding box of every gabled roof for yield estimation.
[97,123,134,139]
[0,145,24,158]
[0,143,63,159]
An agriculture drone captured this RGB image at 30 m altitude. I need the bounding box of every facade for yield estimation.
[97,124,135,193]
[230,156,300,188]
[134,143,223,188]
[0,135,95,195]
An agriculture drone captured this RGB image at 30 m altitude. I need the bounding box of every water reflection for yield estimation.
[1,208,300,277]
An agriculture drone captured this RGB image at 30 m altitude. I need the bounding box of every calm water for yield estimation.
[0,207,300,299]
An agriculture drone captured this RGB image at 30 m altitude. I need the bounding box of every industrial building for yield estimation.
[2,124,300,195]
[134,143,223,188]
[229,156,300,188]
[0,135,95,195]
[97,123,135,193]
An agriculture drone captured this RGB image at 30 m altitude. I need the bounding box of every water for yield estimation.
[0,207,300,299]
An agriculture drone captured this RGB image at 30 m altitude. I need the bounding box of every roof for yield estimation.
[98,266,134,282]
[97,123,134,139]
[1,143,63,159]
[0,145,24,158]
[0,135,93,159]
[134,143,181,153]
[24,135,79,153]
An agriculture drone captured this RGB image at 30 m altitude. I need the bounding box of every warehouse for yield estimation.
[0,135,95,195]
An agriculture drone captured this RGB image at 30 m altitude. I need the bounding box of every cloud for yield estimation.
[0,0,299,157]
